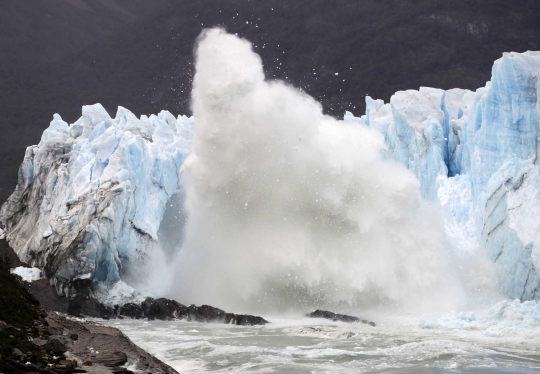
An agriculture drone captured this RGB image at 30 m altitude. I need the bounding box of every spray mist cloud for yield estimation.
[170,28,464,313]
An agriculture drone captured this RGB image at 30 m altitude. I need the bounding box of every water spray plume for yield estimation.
[170,28,466,314]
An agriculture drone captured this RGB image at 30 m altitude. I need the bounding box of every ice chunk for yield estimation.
[11,267,42,282]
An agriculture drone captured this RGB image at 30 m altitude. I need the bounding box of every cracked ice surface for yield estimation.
[2,51,540,304]
[0,104,193,299]
[353,51,540,300]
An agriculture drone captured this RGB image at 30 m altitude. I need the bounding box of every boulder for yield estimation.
[12,348,22,359]
[143,297,187,321]
[307,309,376,326]
[43,337,68,354]
[186,304,226,322]
[118,303,145,319]
[228,314,269,326]
[134,297,268,325]
[93,351,128,367]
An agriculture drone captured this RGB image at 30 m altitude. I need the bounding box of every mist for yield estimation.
[167,28,472,314]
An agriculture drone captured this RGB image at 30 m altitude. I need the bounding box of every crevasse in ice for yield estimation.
[0,104,193,298]
[352,51,540,300]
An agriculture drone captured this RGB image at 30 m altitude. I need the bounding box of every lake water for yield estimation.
[103,304,540,373]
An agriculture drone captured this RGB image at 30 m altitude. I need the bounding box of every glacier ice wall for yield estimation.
[354,51,540,301]
[1,40,538,306]
[0,104,193,298]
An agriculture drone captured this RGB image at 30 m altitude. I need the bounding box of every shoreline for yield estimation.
[0,239,177,373]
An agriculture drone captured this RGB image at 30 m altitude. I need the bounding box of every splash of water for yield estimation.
[168,28,467,314]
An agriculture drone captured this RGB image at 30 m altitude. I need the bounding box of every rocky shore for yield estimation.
[2,238,377,373]
[0,238,269,373]
[0,239,176,373]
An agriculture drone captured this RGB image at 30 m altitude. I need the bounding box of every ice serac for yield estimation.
[356,51,540,300]
[363,87,469,200]
[0,104,193,299]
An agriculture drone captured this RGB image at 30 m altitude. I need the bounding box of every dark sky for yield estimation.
[1,0,539,203]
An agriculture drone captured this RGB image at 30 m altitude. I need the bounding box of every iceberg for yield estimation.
[0,104,193,298]
[354,51,540,300]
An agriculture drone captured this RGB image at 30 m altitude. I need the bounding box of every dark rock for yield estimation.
[47,324,64,336]
[133,297,267,325]
[26,276,114,319]
[25,278,69,314]
[118,302,145,319]
[43,337,68,354]
[65,278,114,319]
[45,312,177,373]
[68,296,114,319]
[307,309,376,326]
[184,304,269,325]
[0,251,40,328]
[0,239,28,271]
[112,369,135,374]
[186,304,225,322]
[12,347,22,359]
[138,298,269,325]
[59,359,76,370]
[143,297,187,321]
[228,313,269,326]
[93,351,128,367]
[0,261,177,374]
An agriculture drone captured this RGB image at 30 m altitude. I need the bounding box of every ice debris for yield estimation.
[11,266,42,282]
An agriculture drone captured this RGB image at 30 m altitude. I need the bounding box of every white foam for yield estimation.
[171,28,465,314]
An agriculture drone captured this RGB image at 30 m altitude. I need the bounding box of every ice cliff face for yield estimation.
[0,104,193,298]
[352,51,540,300]
[2,50,539,304]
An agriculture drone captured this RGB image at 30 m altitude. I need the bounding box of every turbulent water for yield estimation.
[120,29,540,374]
[104,307,540,373]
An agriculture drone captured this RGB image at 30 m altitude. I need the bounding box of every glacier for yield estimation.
[350,51,540,301]
[1,49,539,305]
[0,104,193,300]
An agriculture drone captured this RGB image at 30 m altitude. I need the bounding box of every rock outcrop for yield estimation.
[45,311,177,373]
[0,248,177,373]
[118,297,269,325]
[307,310,376,326]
